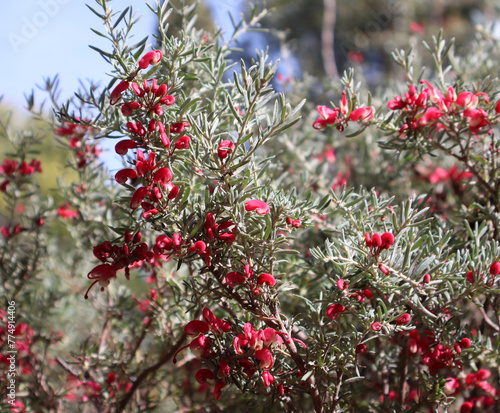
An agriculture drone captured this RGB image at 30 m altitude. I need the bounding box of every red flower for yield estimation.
[489,261,500,276]
[189,240,207,255]
[153,167,172,185]
[85,264,118,299]
[115,139,137,155]
[245,200,270,215]
[130,187,149,209]
[174,136,191,150]
[138,50,162,70]
[226,272,245,287]
[121,101,141,116]
[326,304,345,320]
[466,270,475,283]
[371,322,382,332]
[337,279,348,291]
[257,273,276,287]
[214,379,225,400]
[110,80,129,105]
[195,369,213,385]
[356,344,367,354]
[396,313,411,325]
[115,169,137,184]
[459,337,471,349]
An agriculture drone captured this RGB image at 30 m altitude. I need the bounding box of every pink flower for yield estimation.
[388,95,406,110]
[138,50,163,70]
[245,200,270,215]
[410,22,425,34]
[255,348,273,369]
[456,91,478,109]
[262,371,274,387]
[420,80,445,107]
[349,107,374,122]
[159,95,175,106]
[371,322,382,332]
[464,108,489,133]
[57,203,78,219]
[313,105,337,130]
[418,107,442,127]
[233,334,249,355]
[218,140,236,159]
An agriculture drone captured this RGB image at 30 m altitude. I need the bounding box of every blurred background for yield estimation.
[0,0,497,181]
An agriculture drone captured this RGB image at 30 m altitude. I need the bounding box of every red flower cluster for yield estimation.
[85,231,155,299]
[225,264,276,295]
[444,369,498,412]
[173,309,232,399]
[55,119,100,168]
[365,231,395,255]
[403,329,466,376]
[0,158,42,192]
[388,81,496,137]
[115,148,180,219]
[0,315,34,373]
[313,91,373,131]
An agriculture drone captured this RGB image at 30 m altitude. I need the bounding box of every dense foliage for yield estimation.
[1,1,499,412]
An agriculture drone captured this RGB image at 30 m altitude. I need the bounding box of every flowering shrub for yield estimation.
[0,1,499,412]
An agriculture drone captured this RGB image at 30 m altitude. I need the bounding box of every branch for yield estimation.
[321,0,339,79]
[114,332,187,413]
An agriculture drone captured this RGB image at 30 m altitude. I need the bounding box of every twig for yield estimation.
[114,332,187,413]
[321,0,339,79]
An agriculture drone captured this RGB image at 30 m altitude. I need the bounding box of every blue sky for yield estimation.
[0,0,242,110]
[0,0,241,167]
